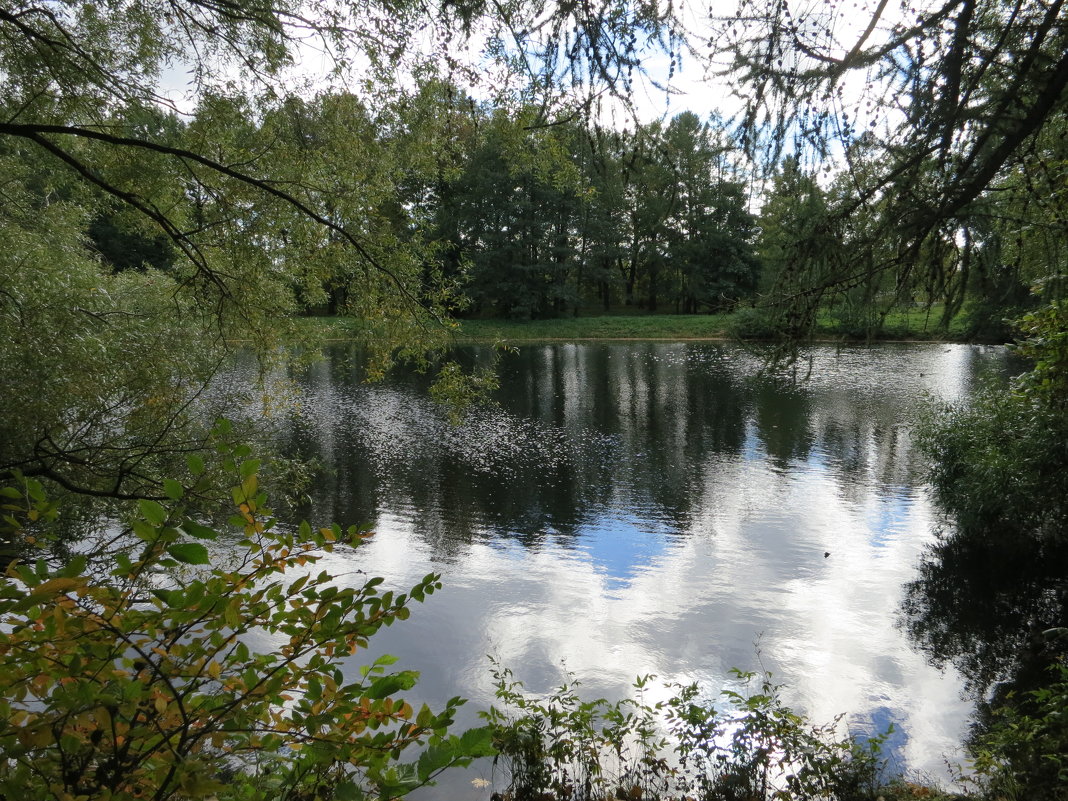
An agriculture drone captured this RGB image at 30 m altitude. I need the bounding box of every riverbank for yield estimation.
[299,305,979,344]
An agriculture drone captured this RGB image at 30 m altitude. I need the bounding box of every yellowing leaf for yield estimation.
[30,577,84,597]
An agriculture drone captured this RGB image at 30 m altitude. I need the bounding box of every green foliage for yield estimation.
[428,361,501,424]
[482,665,671,801]
[482,665,888,801]
[725,0,1068,337]
[725,307,785,340]
[664,671,887,801]
[0,460,493,801]
[968,663,1068,801]
[1013,300,1068,404]
[0,185,248,501]
[431,109,759,319]
[921,302,1068,549]
[908,301,1068,796]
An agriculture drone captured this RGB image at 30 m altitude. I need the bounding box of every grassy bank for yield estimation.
[453,313,734,341]
[299,304,979,344]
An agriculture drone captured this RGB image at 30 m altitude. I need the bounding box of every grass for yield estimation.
[452,313,734,342]
[814,302,973,341]
[297,304,979,345]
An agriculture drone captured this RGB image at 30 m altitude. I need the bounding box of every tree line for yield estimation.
[67,94,761,321]
[72,91,1063,335]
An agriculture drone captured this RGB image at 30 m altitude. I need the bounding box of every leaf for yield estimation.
[167,543,210,565]
[25,480,46,503]
[240,459,261,478]
[139,499,167,527]
[183,520,219,540]
[366,673,417,700]
[57,555,87,578]
[151,589,183,606]
[29,577,84,598]
[163,479,184,500]
[459,725,498,757]
[186,453,205,475]
[333,781,365,801]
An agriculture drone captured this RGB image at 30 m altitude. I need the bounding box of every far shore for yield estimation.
[297,306,997,346]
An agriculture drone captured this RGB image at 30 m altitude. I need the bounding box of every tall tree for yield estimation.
[660,112,759,313]
[724,0,1068,329]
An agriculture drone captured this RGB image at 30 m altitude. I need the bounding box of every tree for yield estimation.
[724,0,1068,330]
[660,112,758,313]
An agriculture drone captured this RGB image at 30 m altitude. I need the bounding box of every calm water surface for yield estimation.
[261,342,1013,792]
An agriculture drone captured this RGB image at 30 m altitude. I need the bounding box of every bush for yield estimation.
[0,456,494,801]
[969,663,1068,801]
[726,307,784,340]
[482,665,888,801]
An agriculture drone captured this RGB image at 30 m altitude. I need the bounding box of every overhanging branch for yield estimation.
[0,120,435,322]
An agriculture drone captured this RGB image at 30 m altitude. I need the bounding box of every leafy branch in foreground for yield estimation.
[0,456,494,801]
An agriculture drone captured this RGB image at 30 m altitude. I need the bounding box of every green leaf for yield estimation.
[167,543,210,565]
[139,499,167,526]
[163,479,184,500]
[112,552,133,576]
[186,453,206,475]
[57,555,87,578]
[366,673,417,700]
[459,725,498,757]
[240,459,261,478]
[26,480,46,503]
[183,520,219,540]
[132,519,157,542]
[151,588,184,606]
[333,782,365,801]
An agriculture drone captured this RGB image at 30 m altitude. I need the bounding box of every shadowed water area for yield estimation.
[247,341,1016,793]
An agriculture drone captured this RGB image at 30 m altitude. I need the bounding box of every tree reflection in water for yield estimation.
[903,530,1068,708]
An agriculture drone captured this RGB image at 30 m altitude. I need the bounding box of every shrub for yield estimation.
[726,307,783,340]
[483,666,888,801]
[968,662,1068,801]
[0,457,494,801]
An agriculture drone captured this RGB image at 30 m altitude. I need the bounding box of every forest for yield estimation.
[1,0,1066,798]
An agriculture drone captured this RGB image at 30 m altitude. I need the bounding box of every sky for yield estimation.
[154,0,906,125]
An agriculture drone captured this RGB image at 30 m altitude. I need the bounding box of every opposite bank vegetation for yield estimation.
[303,303,982,346]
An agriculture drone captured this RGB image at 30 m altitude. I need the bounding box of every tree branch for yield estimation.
[0,120,437,323]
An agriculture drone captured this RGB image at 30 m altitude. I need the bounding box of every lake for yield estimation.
[257,341,1015,794]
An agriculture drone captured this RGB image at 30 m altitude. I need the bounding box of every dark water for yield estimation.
[257,341,1014,792]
